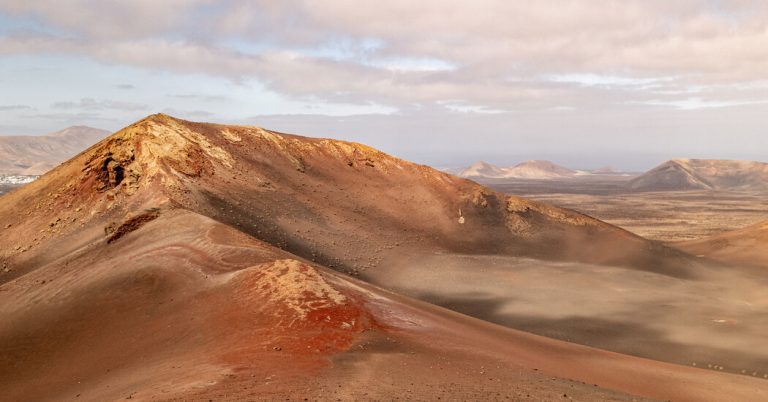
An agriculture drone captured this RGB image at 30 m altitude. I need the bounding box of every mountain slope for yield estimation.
[0,126,109,175]
[628,159,768,192]
[1,114,766,400]
[4,210,764,401]
[674,220,768,268]
[7,114,697,281]
[0,115,702,356]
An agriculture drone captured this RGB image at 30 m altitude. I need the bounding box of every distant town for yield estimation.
[0,175,38,185]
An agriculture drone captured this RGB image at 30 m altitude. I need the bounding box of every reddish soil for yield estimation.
[1,114,766,401]
[2,211,765,401]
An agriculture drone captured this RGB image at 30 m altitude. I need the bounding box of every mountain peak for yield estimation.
[457,161,504,177]
[80,114,238,195]
[470,160,494,167]
[667,158,691,167]
[133,112,180,126]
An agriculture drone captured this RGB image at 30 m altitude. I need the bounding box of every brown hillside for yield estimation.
[4,114,762,401]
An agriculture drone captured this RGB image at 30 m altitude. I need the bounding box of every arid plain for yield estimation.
[420,176,768,380]
[483,177,768,241]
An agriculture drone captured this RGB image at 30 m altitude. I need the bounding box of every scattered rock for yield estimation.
[104,222,117,236]
[291,156,307,173]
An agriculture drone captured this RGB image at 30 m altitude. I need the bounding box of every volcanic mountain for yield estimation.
[1,114,765,401]
[507,160,579,178]
[456,160,507,178]
[627,158,768,192]
[0,114,694,280]
[458,160,578,179]
[0,126,109,175]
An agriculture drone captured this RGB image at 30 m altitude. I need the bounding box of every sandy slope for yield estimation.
[2,210,766,401]
[0,209,643,401]
[1,114,766,400]
[674,220,768,268]
[367,251,768,378]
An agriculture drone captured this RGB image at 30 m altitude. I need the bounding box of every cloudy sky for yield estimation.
[0,1,766,170]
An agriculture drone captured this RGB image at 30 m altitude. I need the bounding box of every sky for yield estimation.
[0,1,766,170]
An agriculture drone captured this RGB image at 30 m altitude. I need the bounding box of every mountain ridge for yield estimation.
[0,125,109,175]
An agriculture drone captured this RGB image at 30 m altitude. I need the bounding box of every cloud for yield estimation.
[0,104,31,111]
[23,111,113,121]
[160,107,216,119]
[51,97,148,111]
[0,1,766,114]
[169,93,231,103]
[0,35,667,111]
[0,0,212,39]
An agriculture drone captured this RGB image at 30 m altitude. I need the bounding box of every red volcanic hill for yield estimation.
[1,114,697,284]
[1,114,764,401]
